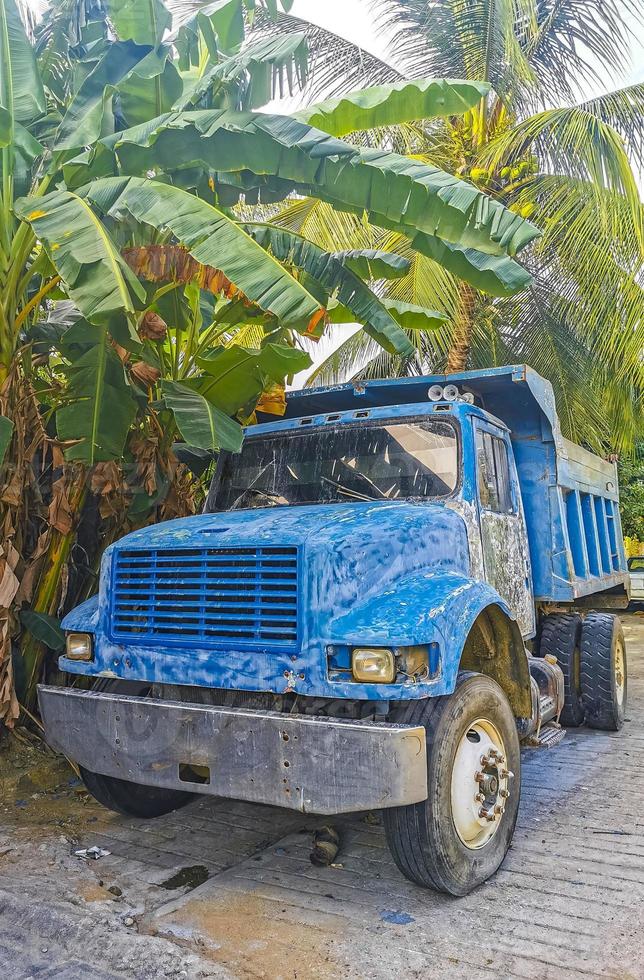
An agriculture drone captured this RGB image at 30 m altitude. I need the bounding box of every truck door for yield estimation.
[475,423,536,637]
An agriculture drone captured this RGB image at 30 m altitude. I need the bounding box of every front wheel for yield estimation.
[384,673,521,896]
[79,767,194,819]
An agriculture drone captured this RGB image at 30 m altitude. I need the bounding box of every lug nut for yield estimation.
[494,804,504,815]
[501,769,514,779]
[500,788,510,799]
[475,771,485,783]
[475,793,485,803]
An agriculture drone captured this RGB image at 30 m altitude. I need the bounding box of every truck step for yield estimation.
[533,722,566,749]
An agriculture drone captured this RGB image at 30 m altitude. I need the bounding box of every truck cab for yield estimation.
[39,365,630,896]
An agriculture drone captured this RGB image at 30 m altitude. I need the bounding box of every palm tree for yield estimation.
[255,0,644,453]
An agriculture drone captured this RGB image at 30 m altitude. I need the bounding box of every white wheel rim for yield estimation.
[615,640,626,707]
[450,719,512,850]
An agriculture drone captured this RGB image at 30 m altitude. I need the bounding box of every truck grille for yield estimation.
[111,546,299,647]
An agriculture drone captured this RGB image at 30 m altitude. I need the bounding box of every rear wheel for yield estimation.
[580,613,627,731]
[539,613,584,727]
[383,673,521,896]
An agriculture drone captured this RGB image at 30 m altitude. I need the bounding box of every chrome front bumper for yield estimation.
[37,686,428,814]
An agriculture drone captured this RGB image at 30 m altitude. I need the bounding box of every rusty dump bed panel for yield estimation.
[282,365,628,604]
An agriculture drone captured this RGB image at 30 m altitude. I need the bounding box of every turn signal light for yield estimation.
[352,648,396,684]
[65,632,94,661]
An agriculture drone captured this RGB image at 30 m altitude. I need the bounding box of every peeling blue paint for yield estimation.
[60,366,628,702]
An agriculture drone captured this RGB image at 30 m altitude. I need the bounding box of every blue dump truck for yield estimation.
[39,365,629,895]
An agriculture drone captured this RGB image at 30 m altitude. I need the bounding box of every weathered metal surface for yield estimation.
[57,363,627,713]
[37,686,428,814]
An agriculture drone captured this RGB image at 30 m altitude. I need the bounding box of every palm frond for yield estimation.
[372,0,536,100]
[480,107,642,220]
[519,0,641,106]
[248,7,402,103]
[579,82,644,173]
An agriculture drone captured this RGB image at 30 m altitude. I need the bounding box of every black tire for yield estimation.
[80,766,194,819]
[383,673,521,896]
[580,613,627,731]
[539,613,584,727]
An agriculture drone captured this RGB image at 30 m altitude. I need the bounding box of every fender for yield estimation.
[327,570,529,700]
[61,595,99,633]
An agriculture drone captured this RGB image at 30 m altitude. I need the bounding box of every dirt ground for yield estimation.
[1,612,644,980]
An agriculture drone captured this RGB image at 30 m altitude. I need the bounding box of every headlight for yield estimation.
[352,648,396,684]
[65,632,93,661]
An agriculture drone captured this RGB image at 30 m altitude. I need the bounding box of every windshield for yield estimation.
[210,418,459,511]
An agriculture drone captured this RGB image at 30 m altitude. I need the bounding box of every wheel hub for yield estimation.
[615,639,626,707]
[451,720,513,849]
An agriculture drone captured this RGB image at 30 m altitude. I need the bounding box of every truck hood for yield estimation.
[108,501,472,643]
[108,500,467,559]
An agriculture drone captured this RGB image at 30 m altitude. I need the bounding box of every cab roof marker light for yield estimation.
[443,384,460,402]
[428,384,444,402]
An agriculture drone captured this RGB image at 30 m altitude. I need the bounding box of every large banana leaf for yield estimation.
[55,40,153,150]
[79,176,326,330]
[57,326,138,463]
[294,78,490,136]
[14,190,145,336]
[65,109,541,259]
[163,379,244,452]
[106,0,171,46]
[411,233,532,297]
[173,1,244,69]
[327,297,447,331]
[248,223,415,355]
[196,343,311,414]
[0,0,46,124]
[117,48,183,127]
[177,33,308,111]
[332,249,410,280]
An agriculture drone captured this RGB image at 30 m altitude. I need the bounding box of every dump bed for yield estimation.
[284,365,628,604]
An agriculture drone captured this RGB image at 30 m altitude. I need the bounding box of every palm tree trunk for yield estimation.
[446,283,478,374]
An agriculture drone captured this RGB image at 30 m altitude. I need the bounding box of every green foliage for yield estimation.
[80,176,326,329]
[162,379,245,452]
[57,325,138,463]
[332,249,411,280]
[19,609,66,652]
[247,224,416,354]
[619,450,644,540]
[0,0,46,124]
[72,108,539,259]
[0,415,12,464]
[294,78,490,136]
